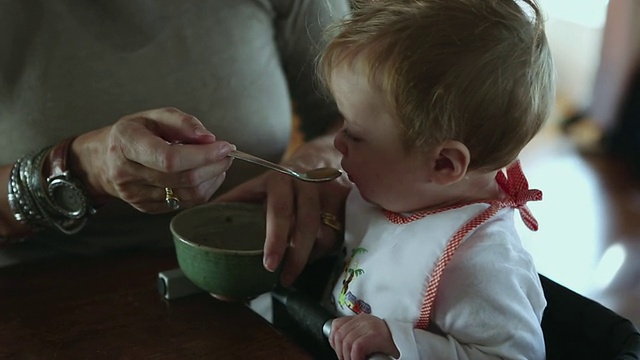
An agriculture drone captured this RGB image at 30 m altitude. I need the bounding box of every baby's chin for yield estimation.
[359,190,372,203]
[358,189,383,208]
[361,191,415,214]
[355,183,405,211]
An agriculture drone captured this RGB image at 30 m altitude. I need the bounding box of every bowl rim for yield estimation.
[172,232,264,256]
[170,202,266,256]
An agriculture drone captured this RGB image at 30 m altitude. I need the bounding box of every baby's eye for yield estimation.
[341,128,361,142]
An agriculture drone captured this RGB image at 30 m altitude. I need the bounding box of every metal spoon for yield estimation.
[229,150,342,183]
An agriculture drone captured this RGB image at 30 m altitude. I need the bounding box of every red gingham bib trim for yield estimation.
[383,161,541,230]
[415,203,502,329]
[384,201,487,225]
[403,160,542,329]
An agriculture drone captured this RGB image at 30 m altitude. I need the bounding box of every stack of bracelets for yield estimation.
[5,138,96,243]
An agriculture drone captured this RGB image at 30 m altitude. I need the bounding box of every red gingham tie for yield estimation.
[495,160,542,231]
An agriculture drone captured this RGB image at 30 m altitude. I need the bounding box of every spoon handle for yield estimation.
[228,150,299,178]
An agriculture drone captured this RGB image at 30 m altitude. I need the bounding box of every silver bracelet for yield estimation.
[6,144,93,238]
[7,160,27,223]
[8,152,48,229]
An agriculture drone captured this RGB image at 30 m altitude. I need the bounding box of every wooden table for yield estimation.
[0,249,312,359]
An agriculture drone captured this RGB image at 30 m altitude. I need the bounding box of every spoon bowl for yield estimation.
[229,150,342,183]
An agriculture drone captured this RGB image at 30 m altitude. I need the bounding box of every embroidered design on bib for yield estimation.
[337,247,372,314]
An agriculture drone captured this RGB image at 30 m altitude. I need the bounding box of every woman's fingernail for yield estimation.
[264,255,280,272]
[195,127,214,138]
[194,127,210,135]
[219,143,234,156]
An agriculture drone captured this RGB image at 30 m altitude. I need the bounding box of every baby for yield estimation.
[319,0,555,359]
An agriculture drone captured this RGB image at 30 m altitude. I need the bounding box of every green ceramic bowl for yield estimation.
[170,202,278,301]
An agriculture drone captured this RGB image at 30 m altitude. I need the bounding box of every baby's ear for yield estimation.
[429,140,470,185]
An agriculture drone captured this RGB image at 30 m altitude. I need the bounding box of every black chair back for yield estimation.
[540,274,640,360]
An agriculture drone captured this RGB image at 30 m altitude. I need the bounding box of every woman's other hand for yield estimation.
[215,134,352,286]
[72,107,235,213]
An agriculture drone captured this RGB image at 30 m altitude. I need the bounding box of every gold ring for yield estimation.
[164,187,181,210]
[321,212,342,232]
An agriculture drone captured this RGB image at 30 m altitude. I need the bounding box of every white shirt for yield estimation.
[326,188,546,359]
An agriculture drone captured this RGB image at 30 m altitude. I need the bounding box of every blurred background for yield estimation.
[513,0,640,327]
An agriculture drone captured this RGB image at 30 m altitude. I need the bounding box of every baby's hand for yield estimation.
[328,314,400,360]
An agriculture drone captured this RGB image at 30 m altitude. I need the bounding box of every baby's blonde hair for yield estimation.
[319,0,556,171]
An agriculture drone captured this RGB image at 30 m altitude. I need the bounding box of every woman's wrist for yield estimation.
[40,137,97,232]
[68,131,112,207]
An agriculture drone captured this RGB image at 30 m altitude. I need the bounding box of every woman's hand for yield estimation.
[72,107,235,213]
[215,134,352,286]
[329,314,400,360]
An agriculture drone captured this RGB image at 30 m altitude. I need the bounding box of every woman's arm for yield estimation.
[0,107,235,243]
